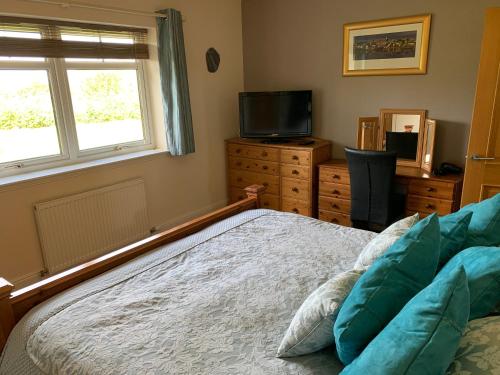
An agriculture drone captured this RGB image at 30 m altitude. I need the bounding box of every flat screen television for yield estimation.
[239,90,312,138]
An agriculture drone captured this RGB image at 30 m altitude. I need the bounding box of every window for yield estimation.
[0,17,152,176]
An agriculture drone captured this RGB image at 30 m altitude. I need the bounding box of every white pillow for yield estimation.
[353,213,419,271]
[277,270,362,358]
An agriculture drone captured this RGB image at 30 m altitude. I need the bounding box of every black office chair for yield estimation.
[345,147,405,232]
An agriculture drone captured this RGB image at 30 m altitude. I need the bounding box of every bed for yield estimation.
[0,186,376,374]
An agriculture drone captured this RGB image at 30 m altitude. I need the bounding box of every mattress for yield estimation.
[0,209,376,375]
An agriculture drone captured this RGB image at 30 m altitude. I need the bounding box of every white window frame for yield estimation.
[0,54,154,178]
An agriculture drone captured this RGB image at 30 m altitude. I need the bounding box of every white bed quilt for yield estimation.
[0,210,375,375]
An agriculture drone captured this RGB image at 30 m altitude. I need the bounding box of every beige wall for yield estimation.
[0,0,243,286]
[242,0,500,165]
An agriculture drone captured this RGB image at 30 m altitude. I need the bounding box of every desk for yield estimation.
[317,159,463,226]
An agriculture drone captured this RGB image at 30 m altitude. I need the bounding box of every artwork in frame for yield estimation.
[343,14,431,76]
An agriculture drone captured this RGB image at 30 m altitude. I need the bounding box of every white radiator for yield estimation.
[35,179,150,275]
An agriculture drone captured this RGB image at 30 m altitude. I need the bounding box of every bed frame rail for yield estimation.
[0,185,266,352]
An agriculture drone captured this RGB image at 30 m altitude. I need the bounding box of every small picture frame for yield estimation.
[343,14,431,76]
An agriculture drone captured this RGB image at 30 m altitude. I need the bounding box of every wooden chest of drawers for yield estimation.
[318,160,463,226]
[226,138,331,217]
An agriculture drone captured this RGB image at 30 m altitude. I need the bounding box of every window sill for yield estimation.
[0,149,166,189]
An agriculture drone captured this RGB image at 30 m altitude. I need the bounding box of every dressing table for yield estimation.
[318,108,463,226]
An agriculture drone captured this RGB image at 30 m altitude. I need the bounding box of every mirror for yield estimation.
[379,109,427,167]
[421,119,436,173]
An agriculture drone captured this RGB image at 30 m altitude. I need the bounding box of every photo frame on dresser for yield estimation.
[343,14,431,76]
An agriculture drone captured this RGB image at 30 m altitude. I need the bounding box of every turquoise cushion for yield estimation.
[437,246,500,320]
[438,210,473,268]
[461,193,500,247]
[340,266,470,375]
[334,214,441,365]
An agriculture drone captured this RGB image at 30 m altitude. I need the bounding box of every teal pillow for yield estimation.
[438,210,473,268]
[340,266,470,375]
[437,246,500,320]
[333,214,440,365]
[461,193,500,247]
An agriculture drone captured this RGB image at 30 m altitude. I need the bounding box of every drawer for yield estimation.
[319,210,351,227]
[227,143,279,161]
[281,149,311,166]
[319,167,350,185]
[280,164,310,180]
[319,182,351,199]
[318,196,351,214]
[282,177,310,201]
[229,170,280,195]
[406,195,454,216]
[406,210,430,219]
[282,198,311,216]
[228,156,279,176]
[408,179,455,200]
[229,188,280,210]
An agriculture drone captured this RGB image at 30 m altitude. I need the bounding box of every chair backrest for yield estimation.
[344,147,397,227]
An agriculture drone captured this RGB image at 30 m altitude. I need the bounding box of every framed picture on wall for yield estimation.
[343,14,431,76]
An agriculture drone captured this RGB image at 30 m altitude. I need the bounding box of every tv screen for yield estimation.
[239,90,312,138]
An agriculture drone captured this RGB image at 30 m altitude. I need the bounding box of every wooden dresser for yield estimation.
[226,138,331,217]
[318,159,463,226]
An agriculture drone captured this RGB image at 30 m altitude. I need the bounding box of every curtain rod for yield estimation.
[20,0,173,19]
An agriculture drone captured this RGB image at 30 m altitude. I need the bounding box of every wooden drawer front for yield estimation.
[282,198,311,216]
[282,178,310,201]
[319,167,350,185]
[406,195,453,216]
[229,188,280,210]
[227,143,279,161]
[318,196,351,214]
[228,156,279,176]
[280,164,310,180]
[229,170,280,195]
[406,210,430,219]
[281,149,311,166]
[319,182,351,199]
[408,180,455,200]
[319,210,351,227]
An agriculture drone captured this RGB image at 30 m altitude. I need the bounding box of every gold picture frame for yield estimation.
[343,14,431,76]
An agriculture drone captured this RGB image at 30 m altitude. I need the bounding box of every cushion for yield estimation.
[438,210,473,268]
[461,193,500,247]
[276,270,362,357]
[447,316,500,375]
[353,213,419,271]
[437,246,500,320]
[341,266,470,375]
[334,214,441,365]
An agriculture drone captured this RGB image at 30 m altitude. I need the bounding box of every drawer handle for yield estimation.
[425,204,436,210]
[292,187,299,193]
[331,218,339,224]
[332,174,340,179]
[262,151,268,157]
[426,187,436,192]
[237,177,242,182]
[236,148,241,154]
[262,165,269,170]
[292,169,299,175]
[263,182,269,187]
[332,190,340,195]
[292,208,299,213]
[236,161,242,166]
[292,155,299,160]
[331,203,339,209]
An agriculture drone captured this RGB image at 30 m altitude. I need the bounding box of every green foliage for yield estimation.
[0,72,141,130]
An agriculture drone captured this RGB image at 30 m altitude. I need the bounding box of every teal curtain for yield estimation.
[156,9,195,155]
